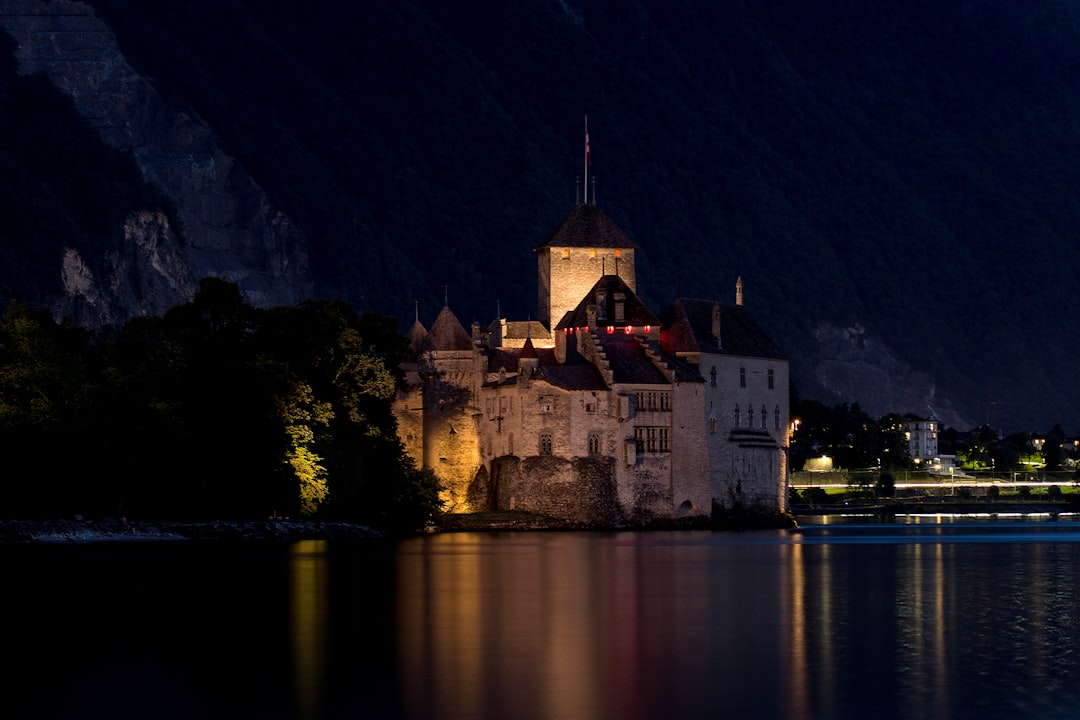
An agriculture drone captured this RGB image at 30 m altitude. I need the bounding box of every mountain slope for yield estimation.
[3,0,1079,432]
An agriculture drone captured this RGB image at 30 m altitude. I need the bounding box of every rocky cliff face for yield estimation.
[0,0,310,324]
[812,323,974,430]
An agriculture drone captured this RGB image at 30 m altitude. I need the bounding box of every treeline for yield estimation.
[0,278,440,533]
[792,399,1078,473]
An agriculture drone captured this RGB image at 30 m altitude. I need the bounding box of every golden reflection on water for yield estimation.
[393,527,1080,720]
[395,533,610,720]
[289,540,328,720]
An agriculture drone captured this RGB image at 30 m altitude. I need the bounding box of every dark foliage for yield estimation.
[0,282,442,530]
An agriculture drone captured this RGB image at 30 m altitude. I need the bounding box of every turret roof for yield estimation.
[536,203,638,250]
[419,306,474,352]
[405,320,428,358]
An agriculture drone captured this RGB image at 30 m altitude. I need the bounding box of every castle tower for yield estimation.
[535,204,637,334]
[417,305,483,512]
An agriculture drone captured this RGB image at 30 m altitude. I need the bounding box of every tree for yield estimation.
[1044,424,1066,472]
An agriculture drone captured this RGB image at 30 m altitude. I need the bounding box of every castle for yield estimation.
[393,201,791,525]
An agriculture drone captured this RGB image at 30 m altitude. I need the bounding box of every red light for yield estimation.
[644,325,651,333]
[624,325,633,334]
[607,326,615,334]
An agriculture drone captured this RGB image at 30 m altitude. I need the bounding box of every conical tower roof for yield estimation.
[405,320,428,358]
[419,306,474,352]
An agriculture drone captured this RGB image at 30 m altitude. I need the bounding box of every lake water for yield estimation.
[6,515,1080,719]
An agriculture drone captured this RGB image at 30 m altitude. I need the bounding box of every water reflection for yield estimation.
[290,540,328,720]
[393,525,1080,720]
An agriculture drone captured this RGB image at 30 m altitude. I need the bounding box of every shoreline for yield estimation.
[5,501,1076,544]
[0,518,383,544]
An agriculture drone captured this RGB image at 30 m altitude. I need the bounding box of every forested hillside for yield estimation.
[3,0,1079,432]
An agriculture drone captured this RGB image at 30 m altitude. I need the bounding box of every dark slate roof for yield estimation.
[539,363,609,391]
[659,298,786,360]
[598,333,669,385]
[536,203,638,250]
[556,274,660,330]
[486,346,557,374]
[419,306,474,352]
[641,337,706,384]
[487,348,519,373]
[491,319,548,340]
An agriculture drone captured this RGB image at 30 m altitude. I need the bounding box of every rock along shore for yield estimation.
[0,518,383,544]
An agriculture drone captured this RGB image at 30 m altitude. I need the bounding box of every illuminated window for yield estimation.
[562,248,570,259]
[540,433,553,455]
[615,249,621,258]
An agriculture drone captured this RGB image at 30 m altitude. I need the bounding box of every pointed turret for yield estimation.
[420,306,475,352]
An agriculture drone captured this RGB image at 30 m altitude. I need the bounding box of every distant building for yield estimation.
[393,202,791,525]
[903,417,939,462]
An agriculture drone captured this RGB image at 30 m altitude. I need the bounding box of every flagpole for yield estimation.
[584,116,589,205]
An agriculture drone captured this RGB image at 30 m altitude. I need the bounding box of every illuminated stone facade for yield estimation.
[394,203,790,523]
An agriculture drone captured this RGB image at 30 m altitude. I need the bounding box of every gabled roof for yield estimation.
[539,364,609,391]
[556,274,660,330]
[536,203,638,250]
[419,306,474,352]
[659,298,786,360]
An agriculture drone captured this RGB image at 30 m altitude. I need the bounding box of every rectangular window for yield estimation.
[659,392,671,411]
[768,368,775,390]
[740,367,746,388]
[633,426,671,453]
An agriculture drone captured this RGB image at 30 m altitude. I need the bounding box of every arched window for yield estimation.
[709,415,717,434]
[710,366,717,387]
[588,433,601,454]
[540,433,553,455]
[761,405,767,429]
[748,405,755,428]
